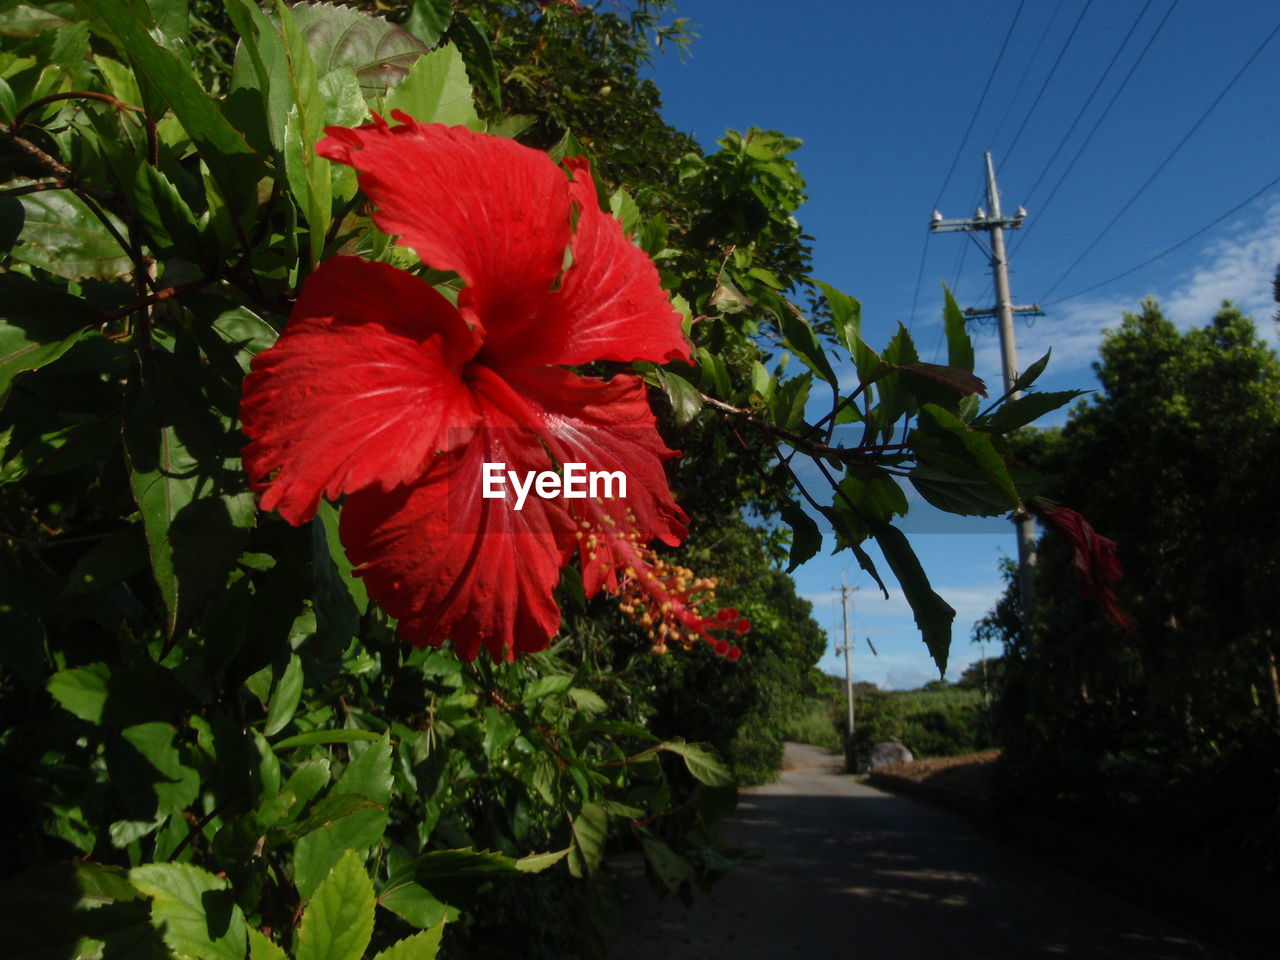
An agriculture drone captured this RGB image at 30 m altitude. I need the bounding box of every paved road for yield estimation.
[610,743,1234,959]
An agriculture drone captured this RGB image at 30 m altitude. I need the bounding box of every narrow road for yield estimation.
[610,743,1233,959]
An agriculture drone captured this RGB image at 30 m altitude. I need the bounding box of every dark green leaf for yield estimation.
[769,371,811,430]
[657,370,702,426]
[985,390,1082,433]
[816,279,871,373]
[569,802,607,876]
[11,188,131,280]
[908,463,1015,517]
[448,13,501,109]
[264,654,304,736]
[273,729,385,751]
[377,881,446,930]
[657,740,733,786]
[84,0,262,215]
[133,163,210,265]
[639,834,691,894]
[371,924,445,960]
[942,285,974,372]
[65,524,149,595]
[913,403,1020,511]
[779,301,837,385]
[867,519,954,673]
[1012,349,1051,393]
[404,0,454,47]
[779,501,821,573]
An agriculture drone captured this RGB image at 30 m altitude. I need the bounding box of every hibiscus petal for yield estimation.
[241,256,481,525]
[495,366,688,594]
[340,403,576,662]
[482,157,690,368]
[317,116,572,339]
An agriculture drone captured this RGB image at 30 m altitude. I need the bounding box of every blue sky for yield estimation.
[642,1,1280,688]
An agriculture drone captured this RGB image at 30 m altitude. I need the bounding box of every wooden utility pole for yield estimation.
[930,151,1041,620]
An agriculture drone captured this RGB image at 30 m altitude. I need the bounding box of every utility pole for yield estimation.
[930,151,1041,620]
[835,573,856,739]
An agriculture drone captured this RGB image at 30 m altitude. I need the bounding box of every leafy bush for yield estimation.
[847,687,994,771]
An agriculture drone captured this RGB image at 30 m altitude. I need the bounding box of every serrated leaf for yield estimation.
[569,802,607,876]
[84,0,261,215]
[404,0,453,47]
[293,732,391,899]
[909,464,1015,517]
[449,12,501,109]
[779,301,837,385]
[371,923,445,960]
[273,729,384,751]
[133,163,209,265]
[514,846,572,873]
[523,674,572,703]
[291,1,429,95]
[942,285,974,372]
[129,862,247,960]
[639,834,691,894]
[249,928,290,960]
[780,501,821,572]
[295,849,375,960]
[914,403,1020,511]
[385,43,479,128]
[12,188,132,280]
[867,519,954,673]
[985,390,1082,433]
[120,721,200,816]
[1012,349,1051,393]
[658,740,733,786]
[897,362,986,401]
[816,280,870,373]
[378,881,446,930]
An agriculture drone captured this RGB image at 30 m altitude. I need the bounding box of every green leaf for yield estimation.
[295,849,375,960]
[47,663,111,723]
[377,881,446,930]
[274,728,385,751]
[84,0,262,215]
[314,499,367,632]
[867,519,954,673]
[293,732,392,899]
[779,301,838,385]
[448,13,501,109]
[11,187,132,280]
[0,276,99,404]
[523,674,572,703]
[985,390,1082,433]
[569,802,607,877]
[817,280,872,374]
[249,928,290,960]
[658,740,734,786]
[908,463,1016,517]
[64,524,149,594]
[913,403,1020,511]
[656,370,702,426]
[769,371,812,430]
[405,0,454,47]
[371,923,446,960]
[120,721,200,816]
[942,285,974,372]
[264,654,305,736]
[1012,349,1051,393]
[896,362,987,405]
[291,0,429,95]
[779,501,821,572]
[129,862,247,960]
[277,0,331,267]
[133,163,210,266]
[514,846,572,873]
[639,834,691,894]
[123,353,257,637]
[385,42,480,128]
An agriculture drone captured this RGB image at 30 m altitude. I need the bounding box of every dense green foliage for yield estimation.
[1,1,1075,957]
[846,685,995,771]
[981,299,1280,876]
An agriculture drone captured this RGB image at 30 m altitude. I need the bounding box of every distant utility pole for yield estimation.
[930,151,1041,620]
[835,573,856,738]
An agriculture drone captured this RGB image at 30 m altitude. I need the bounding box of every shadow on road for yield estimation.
[610,744,1232,959]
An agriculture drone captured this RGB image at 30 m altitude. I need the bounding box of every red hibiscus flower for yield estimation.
[1036,501,1134,633]
[240,115,747,662]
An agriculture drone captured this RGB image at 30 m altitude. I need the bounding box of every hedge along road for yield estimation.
[609,743,1232,959]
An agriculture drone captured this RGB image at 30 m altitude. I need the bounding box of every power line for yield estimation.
[1013,0,1181,256]
[1021,0,1155,208]
[986,0,1067,151]
[910,0,1026,329]
[1001,0,1096,170]
[1041,15,1280,302]
[1045,171,1280,306]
